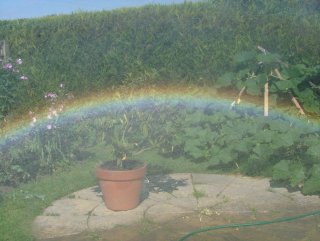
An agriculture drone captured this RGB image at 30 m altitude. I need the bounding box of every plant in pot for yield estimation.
[96,111,148,211]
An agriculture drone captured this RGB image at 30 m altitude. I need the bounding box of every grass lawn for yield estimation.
[0,158,97,241]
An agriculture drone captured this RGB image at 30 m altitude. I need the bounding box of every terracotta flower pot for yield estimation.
[96,160,147,211]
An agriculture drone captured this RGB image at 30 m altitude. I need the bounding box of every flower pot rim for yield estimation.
[98,160,146,172]
[96,160,147,182]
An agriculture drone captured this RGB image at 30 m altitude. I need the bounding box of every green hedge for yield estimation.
[0,0,320,115]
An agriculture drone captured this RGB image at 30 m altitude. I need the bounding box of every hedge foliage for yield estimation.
[0,0,320,115]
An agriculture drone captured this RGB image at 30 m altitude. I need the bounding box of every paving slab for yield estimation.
[32,173,320,240]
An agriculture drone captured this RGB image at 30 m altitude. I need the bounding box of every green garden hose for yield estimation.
[178,210,320,241]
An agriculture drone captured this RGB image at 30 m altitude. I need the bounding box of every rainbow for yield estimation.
[0,85,319,149]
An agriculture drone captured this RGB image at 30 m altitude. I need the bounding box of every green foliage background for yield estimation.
[0,0,320,113]
[1,2,320,239]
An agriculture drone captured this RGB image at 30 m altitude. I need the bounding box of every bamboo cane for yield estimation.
[264,81,269,117]
[291,95,305,115]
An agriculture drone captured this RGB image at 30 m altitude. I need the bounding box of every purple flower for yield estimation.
[3,63,13,69]
[46,124,53,130]
[16,58,23,65]
[20,75,28,80]
[45,92,58,99]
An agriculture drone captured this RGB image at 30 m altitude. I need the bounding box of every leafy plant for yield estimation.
[107,105,156,168]
[216,48,320,114]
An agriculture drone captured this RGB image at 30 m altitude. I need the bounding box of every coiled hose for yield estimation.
[178,210,320,241]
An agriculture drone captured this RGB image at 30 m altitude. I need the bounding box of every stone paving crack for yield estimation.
[86,203,101,230]
[216,175,238,198]
[190,173,199,209]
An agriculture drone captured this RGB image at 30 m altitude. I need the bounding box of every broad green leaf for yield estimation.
[245,78,262,96]
[252,143,272,159]
[204,114,226,123]
[306,144,320,159]
[302,135,320,146]
[271,135,294,148]
[298,89,316,102]
[286,64,307,77]
[189,148,205,159]
[216,72,235,88]
[257,53,280,64]
[209,145,221,156]
[236,68,250,79]
[289,163,305,188]
[216,147,236,164]
[302,164,320,195]
[274,79,297,91]
[184,113,203,125]
[268,121,291,132]
[232,141,252,153]
[232,138,256,153]
[255,73,268,83]
[272,160,290,181]
[219,127,243,142]
[255,130,275,143]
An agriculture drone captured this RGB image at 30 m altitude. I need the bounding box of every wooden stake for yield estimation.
[237,86,246,104]
[230,86,246,109]
[272,68,284,80]
[291,96,305,115]
[264,81,269,117]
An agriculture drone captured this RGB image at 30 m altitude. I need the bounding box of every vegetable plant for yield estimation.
[216,47,320,114]
[1,99,319,195]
